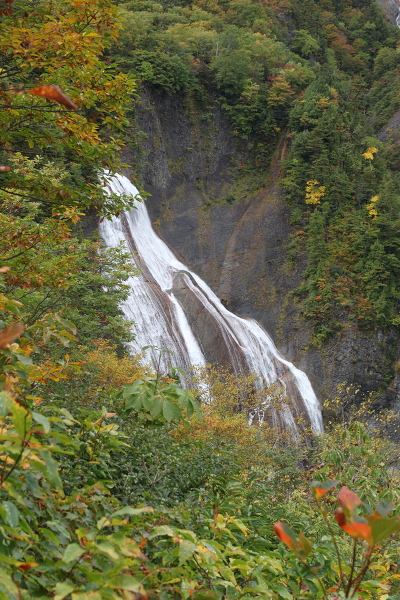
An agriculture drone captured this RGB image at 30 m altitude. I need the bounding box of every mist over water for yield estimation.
[100,173,323,434]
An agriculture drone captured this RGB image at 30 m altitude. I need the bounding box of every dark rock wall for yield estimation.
[123,87,400,409]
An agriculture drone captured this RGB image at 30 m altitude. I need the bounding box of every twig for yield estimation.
[345,539,357,597]
[350,546,374,598]
[315,498,345,591]
[0,104,77,112]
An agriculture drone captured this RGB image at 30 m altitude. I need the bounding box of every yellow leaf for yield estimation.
[362,146,378,160]
[305,180,325,205]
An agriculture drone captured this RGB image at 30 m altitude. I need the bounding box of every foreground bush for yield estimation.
[1,311,400,598]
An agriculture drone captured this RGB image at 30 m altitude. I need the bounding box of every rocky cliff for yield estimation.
[376,0,400,24]
[119,84,400,413]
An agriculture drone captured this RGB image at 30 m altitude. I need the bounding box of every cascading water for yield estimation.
[385,0,400,26]
[391,0,400,26]
[100,173,323,434]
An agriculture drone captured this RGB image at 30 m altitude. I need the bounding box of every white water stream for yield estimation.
[100,173,323,434]
[389,0,400,26]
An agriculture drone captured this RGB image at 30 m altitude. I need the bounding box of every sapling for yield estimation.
[274,481,400,599]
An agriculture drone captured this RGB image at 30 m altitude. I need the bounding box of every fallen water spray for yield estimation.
[100,173,323,434]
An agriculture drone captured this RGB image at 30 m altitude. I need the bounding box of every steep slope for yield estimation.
[113,0,400,413]
[124,87,400,406]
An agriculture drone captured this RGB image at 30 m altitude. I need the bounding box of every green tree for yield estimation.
[0,0,136,216]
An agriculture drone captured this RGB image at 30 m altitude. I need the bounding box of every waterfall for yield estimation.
[387,0,400,26]
[100,173,323,434]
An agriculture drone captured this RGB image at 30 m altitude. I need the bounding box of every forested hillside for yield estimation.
[1,0,400,598]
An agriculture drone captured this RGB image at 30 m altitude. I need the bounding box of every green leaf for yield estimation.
[32,411,50,433]
[303,578,319,595]
[150,525,175,538]
[375,500,394,517]
[54,581,77,600]
[0,567,19,595]
[122,384,137,399]
[0,553,19,566]
[298,532,312,558]
[0,392,11,417]
[371,517,400,544]
[39,527,60,546]
[62,543,85,563]
[96,516,109,531]
[125,394,143,412]
[141,393,152,411]
[179,540,197,565]
[149,397,162,419]
[108,575,146,593]
[16,354,33,366]
[96,543,120,560]
[1,501,19,528]
[190,398,202,419]
[39,449,64,494]
[162,400,182,422]
[10,399,30,437]
[54,314,77,334]
[111,506,154,518]
[231,518,249,535]
[71,592,101,600]
[60,408,75,420]
[272,582,293,599]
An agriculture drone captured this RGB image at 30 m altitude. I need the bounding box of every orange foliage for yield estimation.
[81,340,152,392]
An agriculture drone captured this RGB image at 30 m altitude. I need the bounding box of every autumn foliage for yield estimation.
[274,481,400,598]
[0,0,136,217]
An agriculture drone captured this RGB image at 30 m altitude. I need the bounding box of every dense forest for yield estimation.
[1,0,400,598]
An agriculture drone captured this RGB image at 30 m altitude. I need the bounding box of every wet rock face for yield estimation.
[376,0,400,25]
[172,271,248,370]
[124,86,400,408]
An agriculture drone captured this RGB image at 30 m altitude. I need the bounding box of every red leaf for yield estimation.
[335,509,372,544]
[17,562,39,572]
[0,0,13,16]
[0,324,24,349]
[311,480,340,500]
[335,508,347,528]
[26,85,79,110]
[0,166,10,171]
[338,486,362,512]
[273,522,298,553]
